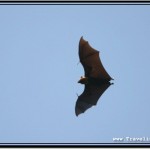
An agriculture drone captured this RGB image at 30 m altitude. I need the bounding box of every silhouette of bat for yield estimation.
[75,37,113,116]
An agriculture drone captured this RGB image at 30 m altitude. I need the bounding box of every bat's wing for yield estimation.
[79,37,112,80]
[75,82,111,116]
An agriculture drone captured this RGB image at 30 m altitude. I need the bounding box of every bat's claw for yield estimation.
[110,82,114,85]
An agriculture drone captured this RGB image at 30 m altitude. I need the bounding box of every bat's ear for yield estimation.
[81,76,83,78]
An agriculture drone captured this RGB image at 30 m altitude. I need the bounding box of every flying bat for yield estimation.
[75,37,113,116]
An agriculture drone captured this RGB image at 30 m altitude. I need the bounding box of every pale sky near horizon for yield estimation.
[0,4,150,144]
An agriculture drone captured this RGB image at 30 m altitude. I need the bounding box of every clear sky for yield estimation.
[0,4,150,144]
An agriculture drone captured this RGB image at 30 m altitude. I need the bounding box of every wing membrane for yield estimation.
[75,82,111,116]
[79,37,112,80]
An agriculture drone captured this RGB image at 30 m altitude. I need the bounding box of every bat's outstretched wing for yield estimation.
[75,82,112,116]
[79,37,112,81]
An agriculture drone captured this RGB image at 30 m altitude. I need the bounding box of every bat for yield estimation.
[75,36,113,116]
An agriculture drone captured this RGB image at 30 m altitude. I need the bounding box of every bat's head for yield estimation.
[78,76,88,84]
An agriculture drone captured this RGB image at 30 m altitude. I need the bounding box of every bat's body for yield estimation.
[75,36,113,116]
[78,76,111,85]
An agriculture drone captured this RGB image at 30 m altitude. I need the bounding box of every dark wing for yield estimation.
[75,82,111,116]
[79,36,112,80]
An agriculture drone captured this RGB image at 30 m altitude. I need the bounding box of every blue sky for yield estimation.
[0,4,150,144]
